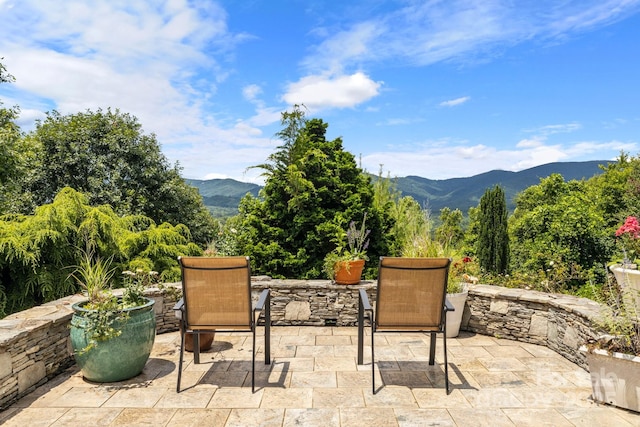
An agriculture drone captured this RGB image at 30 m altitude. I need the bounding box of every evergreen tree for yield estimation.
[476,186,509,274]
[235,106,389,279]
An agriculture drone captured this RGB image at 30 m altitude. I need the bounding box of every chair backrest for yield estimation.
[179,256,252,329]
[375,257,451,331]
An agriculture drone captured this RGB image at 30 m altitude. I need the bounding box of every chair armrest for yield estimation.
[359,289,372,311]
[173,298,184,319]
[444,297,455,312]
[255,289,270,312]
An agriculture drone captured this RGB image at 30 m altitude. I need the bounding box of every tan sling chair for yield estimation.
[174,256,271,393]
[358,257,454,394]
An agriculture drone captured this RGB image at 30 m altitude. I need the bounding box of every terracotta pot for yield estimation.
[334,259,365,285]
[184,331,215,352]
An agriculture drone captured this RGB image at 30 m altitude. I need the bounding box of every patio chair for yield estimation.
[174,256,271,393]
[358,257,454,394]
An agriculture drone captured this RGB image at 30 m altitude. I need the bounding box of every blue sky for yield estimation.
[1,1,639,184]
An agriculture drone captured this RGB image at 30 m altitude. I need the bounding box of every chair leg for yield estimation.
[177,328,186,393]
[265,292,271,365]
[194,333,201,364]
[429,332,436,365]
[443,332,450,394]
[252,325,256,393]
[358,296,364,365]
[371,324,375,394]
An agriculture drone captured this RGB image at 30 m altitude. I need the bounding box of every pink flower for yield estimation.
[616,216,640,239]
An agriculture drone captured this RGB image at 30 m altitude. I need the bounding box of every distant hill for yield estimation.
[392,160,611,213]
[185,178,261,217]
[187,160,611,217]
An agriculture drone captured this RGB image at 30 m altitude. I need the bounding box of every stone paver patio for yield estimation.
[0,327,637,426]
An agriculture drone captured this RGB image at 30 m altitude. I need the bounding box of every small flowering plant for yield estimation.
[448,256,478,293]
[615,216,640,265]
[323,213,371,279]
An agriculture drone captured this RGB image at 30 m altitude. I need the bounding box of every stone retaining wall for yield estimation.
[0,279,602,410]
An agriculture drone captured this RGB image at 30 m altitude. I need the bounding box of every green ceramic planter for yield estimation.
[70,297,156,382]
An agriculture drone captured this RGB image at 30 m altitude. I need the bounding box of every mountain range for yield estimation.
[186,160,610,218]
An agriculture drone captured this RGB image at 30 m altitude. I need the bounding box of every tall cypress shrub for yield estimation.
[476,186,509,274]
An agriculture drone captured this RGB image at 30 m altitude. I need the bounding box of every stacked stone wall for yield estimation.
[0,279,602,409]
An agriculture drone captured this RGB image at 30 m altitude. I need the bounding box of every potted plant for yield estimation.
[446,256,478,338]
[69,248,157,383]
[610,216,640,308]
[323,213,370,285]
[580,271,640,412]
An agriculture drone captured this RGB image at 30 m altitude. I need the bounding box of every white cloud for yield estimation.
[282,72,382,110]
[302,1,640,71]
[360,138,637,180]
[440,96,470,107]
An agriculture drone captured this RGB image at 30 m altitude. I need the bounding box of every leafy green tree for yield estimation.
[25,108,216,245]
[0,187,202,317]
[234,107,389,279]
[435,207,464,250]
[0,60,35,214]
[476,185,509,274]
[508,174,608,291]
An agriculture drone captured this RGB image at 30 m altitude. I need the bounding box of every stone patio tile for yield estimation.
[299,326,333,336]
[0,407,69,427]
[260,387,313,408]
[312,387,366,408]
[502,408,574,426]
[226,408,285,426]
[484,344,535,358]
[509,387,576,408]
[103,386,168,408]
[558,387,599,408]
[109,408,176,427]
[272,356,315,372]
[517,356,577,372]
[284,408,340,426]
[169,369,204,390]
[454,332,499,346]
[515,342,561,357]
[394,408,456,426]
[448,408,516,426]
[291,371,337,388]
[154,386,214,408]
[379,371,432,389]
[373,345,415,359]
[165,408,230,427]
[448,357,489,372]
[273,344,297,358]
[279,334,316,345]
[340,407,399,427]
[197,370,248,389]
[558,407,637,426]
[49,408,122,426]
[468,371,527,388]
[460,388,523,408]
[207,387,264,408]
[314,356,357,371]
[515,370,575,388]
[363,386,418,408]
[45,386,117,407]
[561,370,593,387]
[448,345,492,358]
[384,335,429,346]
[477,356,529,371]
[337,370,383,388]
[271,326,300,335]
[412,388,472,408]
[295,344,335,357]
[315,334,352,345]
[333,344,358,357]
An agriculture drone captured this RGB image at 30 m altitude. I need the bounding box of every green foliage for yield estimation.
[0,187,202,317]
[477,186,509,275]
[322,213,371,279]
[508,174,608,291]
[23,108,216,245]
[435,208,464,249]
[234,106,390,279]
